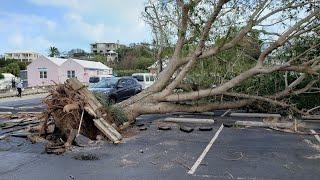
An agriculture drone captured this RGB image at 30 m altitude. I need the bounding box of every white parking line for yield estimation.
[188,124,224,175]
[310,129,320,143]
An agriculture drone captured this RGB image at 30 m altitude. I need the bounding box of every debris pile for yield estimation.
[41,78,124,148]
[0,114,42,140]
[0,78,125,154]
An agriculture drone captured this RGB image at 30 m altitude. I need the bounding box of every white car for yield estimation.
[132,73,156,89]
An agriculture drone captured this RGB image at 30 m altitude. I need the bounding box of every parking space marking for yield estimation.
[188,124,224,175]
[310,129,320,143]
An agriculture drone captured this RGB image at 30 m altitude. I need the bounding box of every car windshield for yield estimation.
[133,75,144,82]
[89,77,99,83]
[91,78,118,88]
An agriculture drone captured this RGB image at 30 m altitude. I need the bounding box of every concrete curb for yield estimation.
[0,105,45,111]
[0,91,48,99]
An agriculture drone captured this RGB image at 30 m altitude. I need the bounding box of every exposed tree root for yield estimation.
[38,79,126,154]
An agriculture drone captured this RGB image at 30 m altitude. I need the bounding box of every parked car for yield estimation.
[132,73,156,89]
[89,77,142,103]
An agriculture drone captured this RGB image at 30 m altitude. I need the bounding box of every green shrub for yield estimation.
[93,92,128,124]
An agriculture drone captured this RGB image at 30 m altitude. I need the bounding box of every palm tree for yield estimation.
[48,46,60,57]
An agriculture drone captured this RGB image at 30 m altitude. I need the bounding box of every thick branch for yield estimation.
[135,99,253,115]
[222,92,305,114]
[157,0,230,97]
[256,9,319,66]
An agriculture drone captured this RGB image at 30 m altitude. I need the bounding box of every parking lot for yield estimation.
[1,113,319,180]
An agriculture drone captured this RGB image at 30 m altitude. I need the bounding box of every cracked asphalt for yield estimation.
[0,97,319,180]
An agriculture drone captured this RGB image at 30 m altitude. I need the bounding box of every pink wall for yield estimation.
[27,58,113,87]
[84,69,98,82]
[27,57,60,87]
[59,60,85,83]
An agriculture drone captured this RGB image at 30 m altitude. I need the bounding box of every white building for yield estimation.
[90,42,124,62]
[5,51,41,62]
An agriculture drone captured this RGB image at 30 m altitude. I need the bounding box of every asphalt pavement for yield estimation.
[0,113,319,180]
[0,94,47,113]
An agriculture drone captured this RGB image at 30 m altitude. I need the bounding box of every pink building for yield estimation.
[27,56,112,87]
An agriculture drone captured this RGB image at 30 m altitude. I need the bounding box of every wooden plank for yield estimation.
[230,113,281,118]
[163,117,215,124]
[67,78,103,116]
[93,119,119,143]
[93,118,121,143]
[99,119,122,140]
[310,129,320,143]
[235,121,293,128]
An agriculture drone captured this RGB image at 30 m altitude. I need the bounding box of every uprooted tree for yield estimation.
[116,0,320,122]
[40,0,320,147]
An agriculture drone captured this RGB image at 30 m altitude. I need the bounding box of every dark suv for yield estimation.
[89,77,142,103]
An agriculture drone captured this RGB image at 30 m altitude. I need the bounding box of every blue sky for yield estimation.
[0,0,151,55]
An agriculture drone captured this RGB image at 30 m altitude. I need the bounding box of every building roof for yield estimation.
[5,51,40,54]
[90,42,117,45]
[1,73,15,78]
[46,57,68,66]
[72,59,111,70]
[45,56,111,70]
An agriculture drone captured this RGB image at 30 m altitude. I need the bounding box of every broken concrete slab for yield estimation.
[139,127,147,131]
[74,134,93,147]
[235,121,293,129]
[136,123,144,127]
[198,127,213,131]
[230,113,281,118]
[302,115,320,120]
[158,126,171,131]
[180,126,194,133]
[163,117,215,124]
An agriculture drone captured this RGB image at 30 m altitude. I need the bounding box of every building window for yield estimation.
[40,71,47,79]
[67,70,76,78]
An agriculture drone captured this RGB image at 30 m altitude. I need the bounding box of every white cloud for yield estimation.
[27,0,81,9]
[6,33,51,52]
[0,12,57,31]
[8,33,24,46]
[64,13,121,42]
[0,1,151,54]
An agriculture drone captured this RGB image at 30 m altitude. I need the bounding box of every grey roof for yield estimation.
[46,57,111,70]
[47,57,68,66]
[72,59,111,70]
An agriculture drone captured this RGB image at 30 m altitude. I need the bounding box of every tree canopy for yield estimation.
[48,46,60,57]
[113,0,320,122]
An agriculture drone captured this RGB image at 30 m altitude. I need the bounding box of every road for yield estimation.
[0,94,47,113]
[0,114,319,180]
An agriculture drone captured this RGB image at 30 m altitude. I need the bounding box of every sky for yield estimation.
[0,0,152,55]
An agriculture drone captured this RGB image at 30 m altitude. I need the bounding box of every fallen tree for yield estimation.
[115,0,320,122]
[35,0,319,147]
